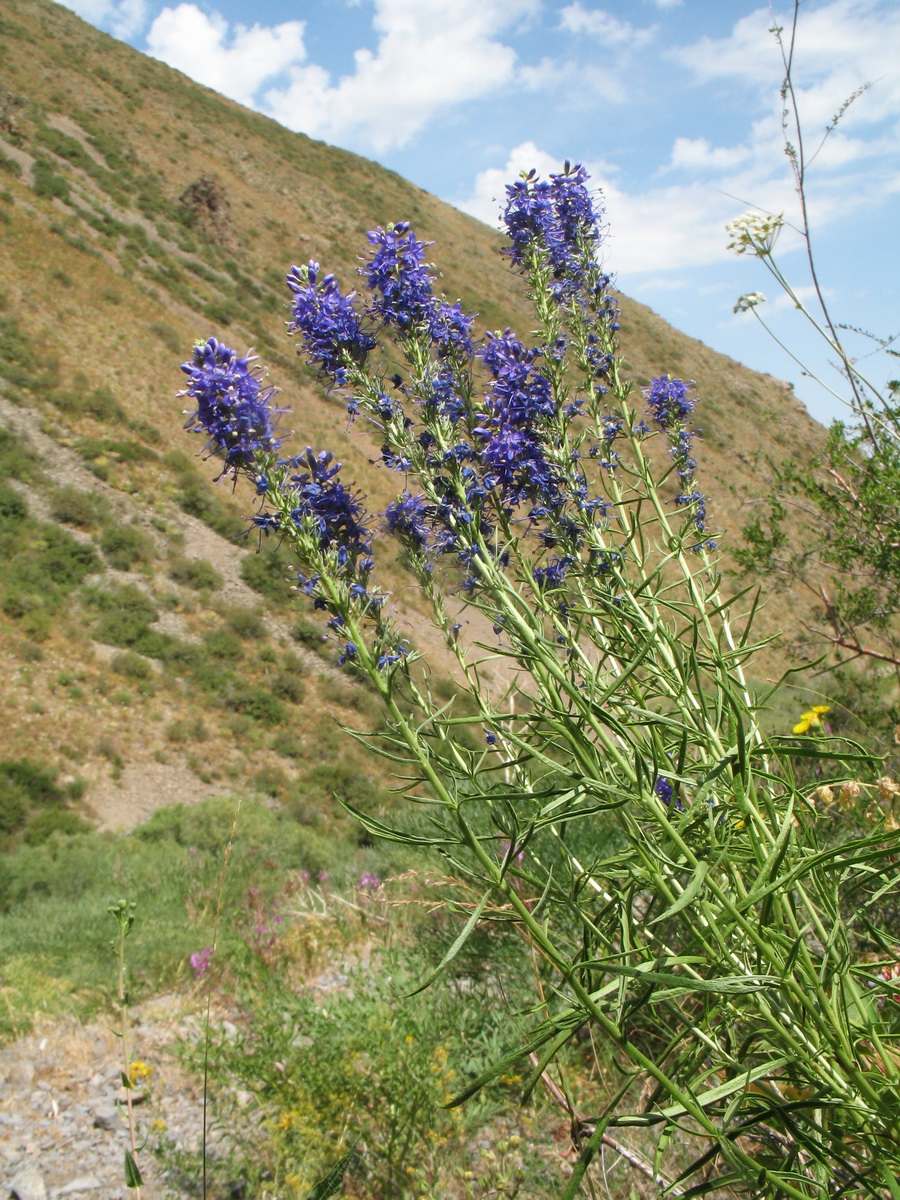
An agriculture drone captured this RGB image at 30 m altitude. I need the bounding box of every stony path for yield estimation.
[0,997,214,1200]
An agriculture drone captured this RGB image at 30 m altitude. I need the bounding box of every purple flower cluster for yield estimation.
[189,946,213,979]
[287,447,371,558]
[385,491,430,551]
[287,261,376,385]
[644,376,696,429]
[363,223,474,357]
[474,331,563,511]
[502,162,601,297]
[181,338,283,475]
[643,377,713,548]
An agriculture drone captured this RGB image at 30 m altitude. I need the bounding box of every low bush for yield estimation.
[240,544,294,603]
[168,555,222,591]
[50,485,107,529]
[100,523,154,570]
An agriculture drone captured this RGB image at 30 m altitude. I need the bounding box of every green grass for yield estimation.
[0,797,399,1042]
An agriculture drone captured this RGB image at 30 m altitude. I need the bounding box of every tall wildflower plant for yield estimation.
[729,1,900,732]
[180,165,900,1197]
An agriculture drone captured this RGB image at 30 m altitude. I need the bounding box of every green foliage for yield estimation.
[100,523,154,570]
[148,321,182,352]
[0,798,364,1038]
[54,383,125,422]
[165,450,246,540]
[168,554,222,591]
[0,426,42,482]
[221,604,266,640]
[0,512,101,634]
[32,157,69,202]
[240,544,294,603]
[0,149,21,177]
[0,317,59,399]
[22,809,91,845]
[83,582,169,654]
[182,896,527,1200]
[226,684,286,726]
[110,650,154,680]
[0,481,27,520]
[203,627,243,661]
[50,484,108,529]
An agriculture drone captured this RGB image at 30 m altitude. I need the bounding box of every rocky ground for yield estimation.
[0,995,219,1200]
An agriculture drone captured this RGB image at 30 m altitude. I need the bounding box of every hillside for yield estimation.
[0,0,824,842]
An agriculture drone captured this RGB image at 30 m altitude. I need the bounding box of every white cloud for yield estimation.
[146,5,307,107]
[559,3,655,48]
[263,0,540,153]
[668,137,752,172]
[57,0,147,39]
[674,0,900,129]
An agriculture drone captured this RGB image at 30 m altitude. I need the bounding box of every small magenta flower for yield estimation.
[190,946,213,979]
[358,872,381,892]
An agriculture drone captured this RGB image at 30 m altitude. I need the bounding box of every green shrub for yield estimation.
[240,546,294,603]
[0,759,64,805]
[100,523,154,570]
[0,425,42,482]
[222,605,266,640]
[0,150,21,178]
[166,453,245,540]
[168,555,222,591]
[32,158,70,202]
[227,685,286,726]
[22,810,91,845]
[0,482,27,520]
[291,617,328,650]
[50,485,107,529]
[110,650,154,680]
[203,628,243,661]
[148,321,182,352]
[269,667,306,704]
[84,583,163,649]
[0,786,27,834]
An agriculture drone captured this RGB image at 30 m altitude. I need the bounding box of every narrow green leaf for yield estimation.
[339,801,458,845]
[649,861,709,925]
[123,1150,143,1189]
[304,1149,357,1200]
[659,1057,789,1118]
[407,892,489,996]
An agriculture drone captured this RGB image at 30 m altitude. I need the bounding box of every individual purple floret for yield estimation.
[644,376,696,429]
[181,338,283,476]
[287,261,376,385]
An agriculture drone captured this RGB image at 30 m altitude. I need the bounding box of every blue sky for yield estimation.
[58,0,899,427]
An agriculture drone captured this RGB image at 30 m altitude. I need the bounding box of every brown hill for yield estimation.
[0,0,822,839]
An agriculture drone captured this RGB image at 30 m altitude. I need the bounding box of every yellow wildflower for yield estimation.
[128,1060,153,1085]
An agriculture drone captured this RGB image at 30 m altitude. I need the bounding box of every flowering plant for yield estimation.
[180,163,900,1197]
